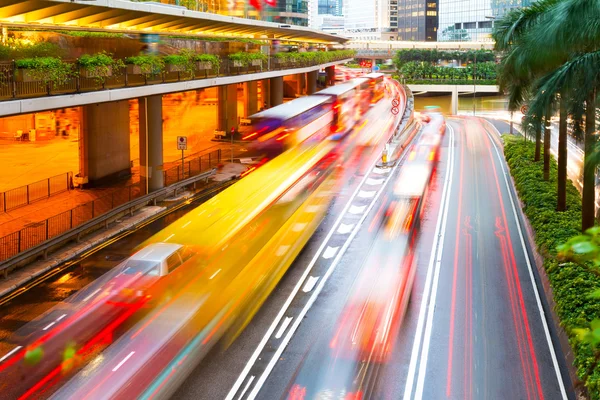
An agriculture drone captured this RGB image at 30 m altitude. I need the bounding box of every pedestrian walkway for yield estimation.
[0,143,247,240]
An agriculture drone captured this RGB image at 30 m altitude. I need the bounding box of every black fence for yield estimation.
[1,172,72,213]
[0,55,352,101]
[0,149,221,262]
[163,149,221,187]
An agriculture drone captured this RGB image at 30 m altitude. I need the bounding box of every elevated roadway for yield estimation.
[0,0,346,43]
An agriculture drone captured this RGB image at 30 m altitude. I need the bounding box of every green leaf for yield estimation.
[571,241,598,255]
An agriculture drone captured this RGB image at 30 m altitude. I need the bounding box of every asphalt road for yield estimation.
[175,117,575,400]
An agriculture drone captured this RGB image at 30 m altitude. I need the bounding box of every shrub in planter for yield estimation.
[125,55,165,75]
[15,57,74,87]
[163,51,195,75]
[248,52,267,66]
[229,52,247,67]
[193,54,221,72]
[77,52,124,83]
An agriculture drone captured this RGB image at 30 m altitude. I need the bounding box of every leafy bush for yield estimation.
[228,52,266,66]
[77,52,124,84]
[503,135,600,398]
[125,54,164,74]
[65,31,125,38]
[15,56,74,87]
[0,40,64,61]
[193,53,221,72]
[394,49,496,67]
[394,61,497,82]
[167,35,267,45]
[163,50,195,76]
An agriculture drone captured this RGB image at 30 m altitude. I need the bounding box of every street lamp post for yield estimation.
[473,52,476,116]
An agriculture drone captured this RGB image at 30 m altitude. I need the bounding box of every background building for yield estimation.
[396,0,439,40]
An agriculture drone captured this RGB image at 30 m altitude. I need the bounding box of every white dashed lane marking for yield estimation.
[337,223,354,234]
[358,190,376,199]
[302,276,319,293]
[322,246,339,259]
[348,205,366,215]
[366,178,385,185]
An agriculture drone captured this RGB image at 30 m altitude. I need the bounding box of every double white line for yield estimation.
[403,125,456,400]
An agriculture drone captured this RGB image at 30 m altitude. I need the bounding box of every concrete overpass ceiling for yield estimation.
[0,0,347,43]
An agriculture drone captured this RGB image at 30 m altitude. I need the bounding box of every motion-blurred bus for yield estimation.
[363,72,385,104]
[312,81,369,139]
[241,96,334,156]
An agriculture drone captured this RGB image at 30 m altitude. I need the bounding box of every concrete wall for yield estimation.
[81,100,130,184]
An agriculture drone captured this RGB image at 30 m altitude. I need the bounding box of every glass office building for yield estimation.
[396,0,439,41]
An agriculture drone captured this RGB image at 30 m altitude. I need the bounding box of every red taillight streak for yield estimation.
[495,218,533,400]
[483,127,544,400]
[446,133,464,398]
[368,196,388,232]
[276,133,289,142]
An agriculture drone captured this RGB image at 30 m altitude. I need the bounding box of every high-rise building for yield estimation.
[396,0,439,40]
[225,0,310,27]
[491,0,530,18]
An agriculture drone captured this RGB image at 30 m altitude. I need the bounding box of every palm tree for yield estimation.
[521,0,600,230]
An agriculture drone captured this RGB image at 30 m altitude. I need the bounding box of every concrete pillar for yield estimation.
[325,65,335,87]
[80,100,130,186]
[270,76,284,107]
[139,95,164,192]
[451,86,459,115]
[261,79,270,109]
[244,81,259,117]
[307,70,317,95]
[218,84,238,132]
[297,73,306,96]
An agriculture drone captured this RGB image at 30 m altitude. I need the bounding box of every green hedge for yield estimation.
[401,78,497,85]
[503,135,600,398]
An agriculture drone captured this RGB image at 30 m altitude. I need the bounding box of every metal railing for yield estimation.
[0,181,146,262]
[1,172,73,213]
[163,149,221,187]
[0,149,221,262]
[0,55,353,102]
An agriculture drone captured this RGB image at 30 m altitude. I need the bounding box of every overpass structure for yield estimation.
[0,0,347,43]
[347,40,494,51]
[408,84,500,114]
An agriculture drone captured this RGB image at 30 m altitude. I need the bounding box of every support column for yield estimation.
[244,81,259,117]
[80,100,130,186]
[218,84,238,132]
[451,87,459,115]
[270,76,283,107]
[297,73,306,96]
[307,70,317,95]
[139,95,164,192]
[261,79,270,109]
[325,65,335,87]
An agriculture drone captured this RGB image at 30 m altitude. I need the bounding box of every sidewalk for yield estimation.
[0,143,248,239]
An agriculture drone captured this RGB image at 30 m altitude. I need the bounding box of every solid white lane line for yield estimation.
[337,223,354,234]
[302,276,319,293]
[112,351,135,372]
[164,233,175,242]
[275,318,293,339]
[56,314,67,322]
[237,376,255,400]
[246,155,402,400]
[403,125,455,399]
[43,322,56,331]
[182,221,192,228]
[225,150,396,400]
[409,126,456,400]
[322,246,339,260]
[209,269,222,280]
[486,126,568,400]
[0,346,22,363]
[349,205,367,215]
[83,288,101,302]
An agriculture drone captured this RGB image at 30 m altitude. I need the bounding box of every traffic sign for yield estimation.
[521,104,529,114]
[391,107,399,115]
[177,136,187,150]
[392,98,400,107]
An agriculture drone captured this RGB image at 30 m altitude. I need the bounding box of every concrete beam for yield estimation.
[139,95,164,192]
[408,84,500,93]
[270,76,284,107]
[0,59,353,117]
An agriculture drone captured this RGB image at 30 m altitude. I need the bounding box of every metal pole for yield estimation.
[473,52,476,116]
[181,149,184,179]
[144,98,149,195]
[231,127,234,163]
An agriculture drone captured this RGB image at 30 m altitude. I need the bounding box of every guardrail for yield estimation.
[1,172,73,213]
[0,169,220,277]
[0,55,353,102]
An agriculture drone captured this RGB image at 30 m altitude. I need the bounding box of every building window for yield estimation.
[478,20,492,28]
[455,22,461,29]
[426,2,436,7]
[426,10,436,16]
[463,22,476,29]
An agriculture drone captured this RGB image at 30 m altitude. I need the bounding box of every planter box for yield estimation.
[232,60,244,68]
[17,69,39,82]
[167,63,186,73]
[196,61,212,70]
[251,59,262,67]
[127,64,154,75]
[81,65,113,78]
